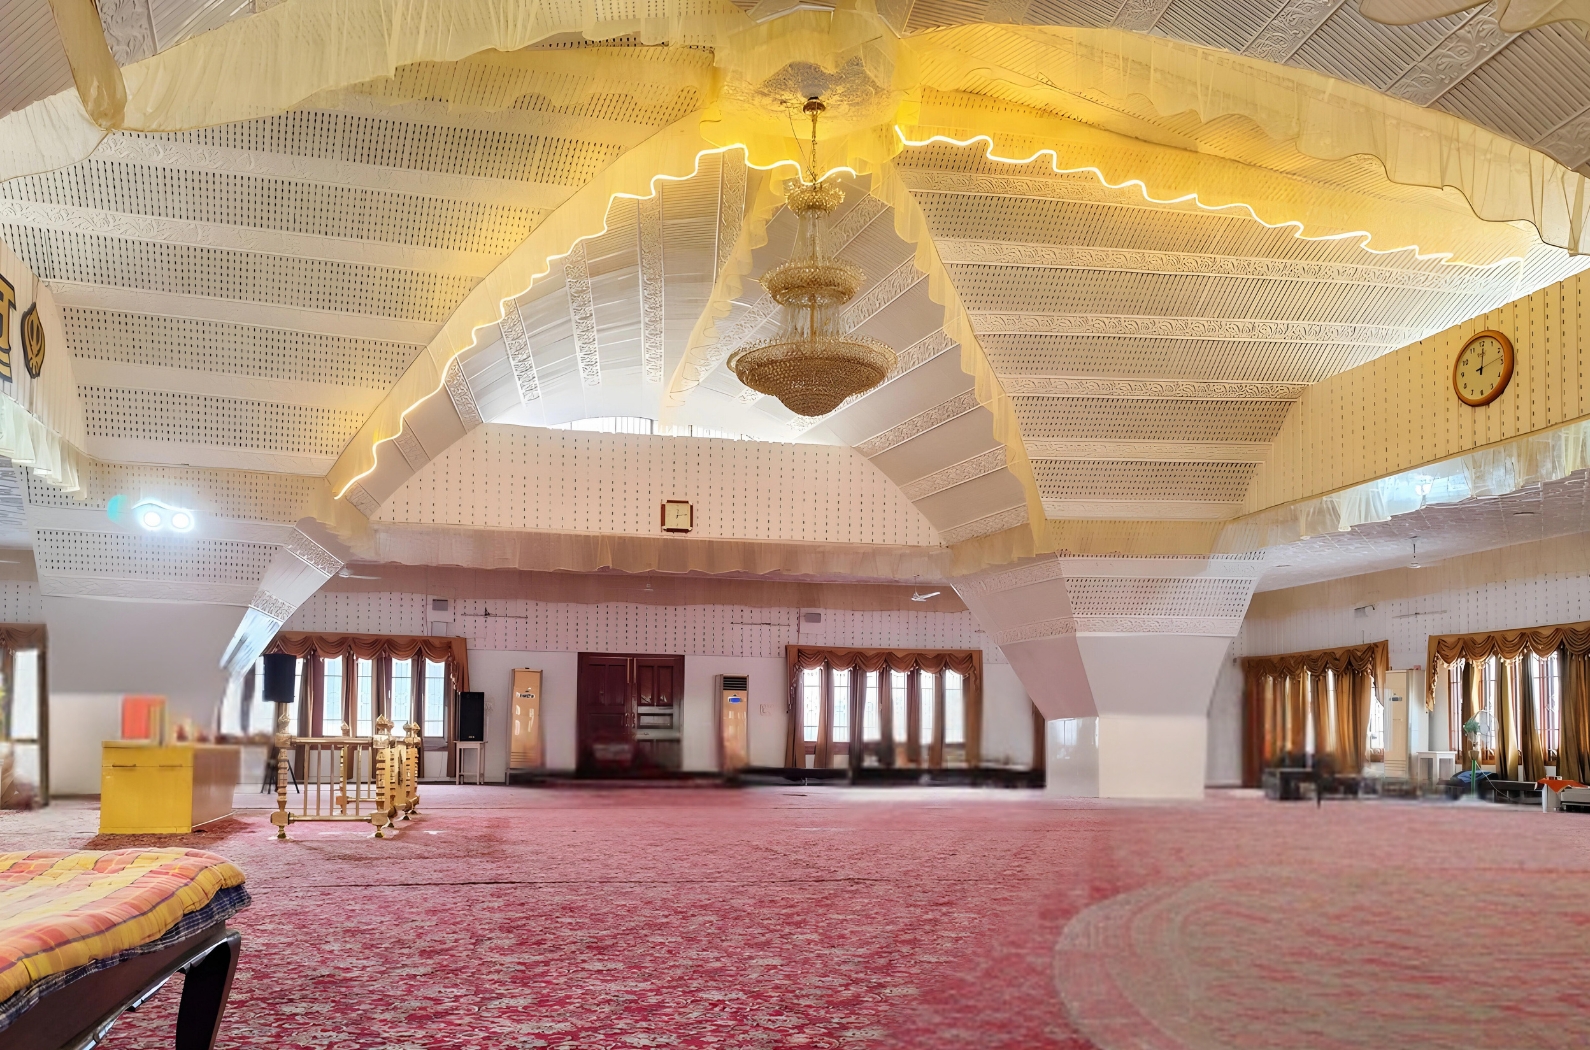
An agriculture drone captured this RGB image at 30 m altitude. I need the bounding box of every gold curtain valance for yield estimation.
[1425,618,1590,710]
[267,631,470,693]
[0,624,47,652]
[786,645,981,685]
[1241,640,1389,682]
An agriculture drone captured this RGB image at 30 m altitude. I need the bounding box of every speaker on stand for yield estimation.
[260,652,302,794]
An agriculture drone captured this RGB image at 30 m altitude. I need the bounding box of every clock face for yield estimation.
[1453,331,1513,406]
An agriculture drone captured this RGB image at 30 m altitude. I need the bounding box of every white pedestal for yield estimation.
[1046,715,1208,799]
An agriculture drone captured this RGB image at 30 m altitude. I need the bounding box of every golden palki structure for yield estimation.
[730,99,895,417]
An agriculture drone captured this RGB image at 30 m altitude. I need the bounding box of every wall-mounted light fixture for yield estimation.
[132,500,195,532]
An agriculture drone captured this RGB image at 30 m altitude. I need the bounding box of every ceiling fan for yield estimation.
[336,567,382,580]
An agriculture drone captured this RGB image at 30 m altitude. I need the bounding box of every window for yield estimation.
[890,671,908,751]
[832,670,850,745]
[1366,677,1385,759]
[423,660,447,739]
[321,655,345,736]
[861,671,881,743]
[355,658,374,736]
[802,668,821,745]
[391,657,414,732]
[10,649,38,741]
[792,651,980,769]
[1539,652,1562,757]
[944,670,964,746]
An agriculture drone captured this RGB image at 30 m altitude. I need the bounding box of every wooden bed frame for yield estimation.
[3,922,240,1050]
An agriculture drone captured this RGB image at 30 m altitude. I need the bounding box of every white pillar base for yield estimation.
[1046,715,1208,800]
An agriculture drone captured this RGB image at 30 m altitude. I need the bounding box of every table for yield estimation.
[1412,750,1458,786]
[1262,767,1312,801]
[454,741,484,785]
[100,744,241,834]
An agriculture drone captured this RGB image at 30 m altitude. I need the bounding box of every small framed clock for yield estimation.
[661,499,694,533]
[1452,329,1513,407]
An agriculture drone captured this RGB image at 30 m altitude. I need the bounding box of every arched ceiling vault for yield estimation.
[1,0,1589,579]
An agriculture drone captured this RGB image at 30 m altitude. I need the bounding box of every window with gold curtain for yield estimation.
[1241,641,1387,785]
[784,647,982,772]
[1429,620,1590,782]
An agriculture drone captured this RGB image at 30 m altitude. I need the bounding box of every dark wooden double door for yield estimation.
[576,652,685,776]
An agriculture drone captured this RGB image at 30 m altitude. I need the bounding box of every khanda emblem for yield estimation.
[20,304,43,379]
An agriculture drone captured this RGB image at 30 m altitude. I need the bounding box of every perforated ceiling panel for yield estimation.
[63,309,418,389]
[81,388,366,457]
[33,529,276,583]
[898,135,1590,524]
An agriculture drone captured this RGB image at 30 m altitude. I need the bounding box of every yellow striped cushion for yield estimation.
[0,849,245,1003]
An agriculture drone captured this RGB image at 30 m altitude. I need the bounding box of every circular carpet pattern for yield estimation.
[1054,866,1590,1050]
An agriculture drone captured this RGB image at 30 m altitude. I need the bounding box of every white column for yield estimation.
[959,554,1263,799]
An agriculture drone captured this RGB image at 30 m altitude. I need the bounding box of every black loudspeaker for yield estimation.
[457,691,485,742]
[261,652,298,703]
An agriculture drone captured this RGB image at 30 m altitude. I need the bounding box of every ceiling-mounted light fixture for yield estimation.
[132,500,195,533]
[728,97,895,416]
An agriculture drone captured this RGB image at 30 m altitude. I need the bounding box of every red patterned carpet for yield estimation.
[3,786,1588,1049]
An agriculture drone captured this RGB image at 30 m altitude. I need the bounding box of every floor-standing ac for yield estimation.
[718,674,750,772]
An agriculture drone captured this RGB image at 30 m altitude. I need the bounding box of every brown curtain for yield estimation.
[1242,641,1387,776]
[1426,618,1590,709]
[1518,654,1546,782]
[268,632,470,692]
[1496,658,1518,779]
[1459,660,1479,770]
[785,646,984,768]
[1560,645,1590,783]
[1331,667,1371,774]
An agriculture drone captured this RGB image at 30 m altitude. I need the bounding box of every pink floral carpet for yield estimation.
[2,786,1586,1048]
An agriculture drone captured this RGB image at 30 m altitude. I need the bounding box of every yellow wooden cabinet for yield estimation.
[99,744,241,834]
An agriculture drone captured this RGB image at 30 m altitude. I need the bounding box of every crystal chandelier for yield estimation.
[729,98,895,417]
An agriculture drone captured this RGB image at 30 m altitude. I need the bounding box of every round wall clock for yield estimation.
[1452,329,1513,407]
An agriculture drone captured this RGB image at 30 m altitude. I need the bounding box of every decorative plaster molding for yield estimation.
[841,258,924,331]
[974,313,1418,346]
[963,553,1268,598]
[899,169,1152,207]
[1042,498,1241,520]
[285,531,343,577]
[1112,0,1172,31]
[1003,376,1305,400]
[990,617,1076,645]
[564,242,601,387]
[392,427,428,471]
[717,150,747,276]
[638,194,666,384]
[1244,0,1346,63]
[1026,439,1270,462]
[1386,9,1514,107]
[0,199,500,276]
[343,483,381,518]
[899,447,1007,501]
[1071,615,1245,635]
[829,195,890,247]
[1537,107,1590,171]
[248,589,296,623]
[443,358,484,428]
[497,303,541,404]
[90,135,576,210]
[96,0,157,65]
[857,390,982,457]
[935,238,1488,293]
[961,558,1069,598]
[940,504,1029,545]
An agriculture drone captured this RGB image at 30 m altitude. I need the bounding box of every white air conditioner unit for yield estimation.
[428,595,454,637]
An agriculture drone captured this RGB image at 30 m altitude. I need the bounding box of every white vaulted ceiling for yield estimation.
[2,6,1590,594]
[895,0,1590,176]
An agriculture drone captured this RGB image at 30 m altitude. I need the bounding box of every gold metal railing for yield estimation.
[270,716,421,839]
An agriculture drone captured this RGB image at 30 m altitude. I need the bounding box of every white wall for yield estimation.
[1226,532,1590,777]
[293,593,1031,774]
[44,595,246,795]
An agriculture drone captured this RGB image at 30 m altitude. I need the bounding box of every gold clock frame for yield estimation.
[1452,329,1514,407]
